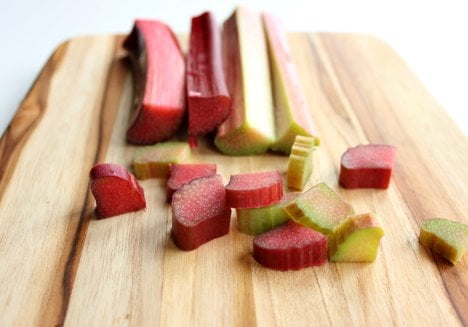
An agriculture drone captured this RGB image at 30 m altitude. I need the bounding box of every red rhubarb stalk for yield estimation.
[124,20,186,145]
[187,12,231,137]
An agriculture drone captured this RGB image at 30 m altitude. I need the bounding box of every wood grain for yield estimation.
[0,33,466,326]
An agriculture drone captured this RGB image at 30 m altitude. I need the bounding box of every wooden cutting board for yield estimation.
[0,33,466,326]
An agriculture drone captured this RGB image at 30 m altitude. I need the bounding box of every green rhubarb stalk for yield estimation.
[287,135,317,191]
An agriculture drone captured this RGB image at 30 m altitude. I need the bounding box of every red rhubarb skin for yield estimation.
[339,144,397,189]
[171,174,231,251]
[90,163,146,219]
[225,170,283,209]
[187,12,231,136]
[253,221,328,271]
[166,163,217,202]
[124,20,186,145]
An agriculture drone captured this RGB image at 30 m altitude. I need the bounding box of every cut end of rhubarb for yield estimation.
[253,221,328,270]
[339,144,397,189]
[329,213,384,262]
[133,142,190,179]
[166,163,217,202]
[419,218,468,264]
[90,163,146,219]
[124,19,186,145]
[287,135,317,191]
[171,174,231,251]
[225,170,283,209]
[285,182,354,235]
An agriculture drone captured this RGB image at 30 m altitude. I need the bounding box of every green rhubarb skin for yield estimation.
[419,218,468,264]
[263,14,319,154]
[236,193,298,235]
[133,142,190,179]
[285,182,354,235]
[215,7,275,155]
[287,135,316,191]
[329,213,384,262]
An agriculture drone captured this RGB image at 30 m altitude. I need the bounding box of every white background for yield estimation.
[1,0,467,136]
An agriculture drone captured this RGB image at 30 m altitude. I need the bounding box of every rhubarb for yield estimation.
[171,174,231,251]
[89,163,146,219]
[237,192,298,235]
[133,142,190,180]
[253,221,328,270]
[339,144,397,189]
[166,163,217,202]
[328,213,385,262]
[419,218,468,264]
[225,170,283,209]
[287,135,317,190]
[285,182,354,235]
[263,13,319,154]
[214,7,275,155]
[187,12,231,136]
[124,20,186,144]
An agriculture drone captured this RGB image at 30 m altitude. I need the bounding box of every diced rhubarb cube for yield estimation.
[171,174,231,251]
[187,12,231,136]
[124,20,186,144]
[253,221,328,271]
[339,144,397,189]
[166,163,217,202]
[225,170,283,209]
[89,163,146,219]
[287,135,317,191]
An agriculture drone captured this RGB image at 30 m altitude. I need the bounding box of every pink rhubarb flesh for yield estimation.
[89,163,146,219]
[225,170,283,209]
[124,19,186,144]
[187,12,231,136]
[166,163,217,202]
[171,174,231,251]
[253,221,328,271]
[339,144,397,189]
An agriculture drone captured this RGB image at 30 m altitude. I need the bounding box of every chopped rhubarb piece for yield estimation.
[328,213,385,262]
[214,7,275,155]
[339,144,397,189]
[263,13,319,154]
[287,135,317,191]
[253,221,328,271]
[171,174,231,251]
[237,193,298,235]
[133,142,190,180]
[285,182,354,235]
[124,20,186,144]
[225,170,283,209]
[419,218,468,264]
[166,163,217,202]
[89,163,146,219]
[187,12,231,136]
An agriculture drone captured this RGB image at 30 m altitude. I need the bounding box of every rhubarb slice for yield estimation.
[214,7,275,155]
[133,142,190,180]
[171,174,231,251]
[285,182,354,235]
[237,192,298,235]
[328,213,385,262]
[187,12,231,136]
[263,13,319,154]
[339,144,397,189]
[225,170,283,209]
[124,20,186,144]
[253,221,328,270]
[166,163,217,202]
[287,135,317,191]
[89,163,146,219]
[419,218,468,264]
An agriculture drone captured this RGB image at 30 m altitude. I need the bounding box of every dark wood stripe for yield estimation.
[317,33,467,325]
[0,41,68,202]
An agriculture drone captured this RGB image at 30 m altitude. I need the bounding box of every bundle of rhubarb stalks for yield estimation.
[89,7,468,270]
